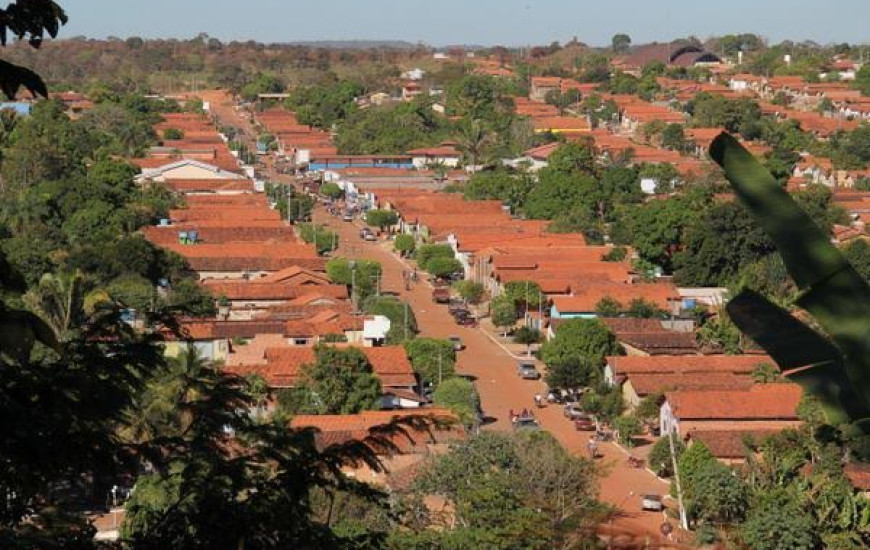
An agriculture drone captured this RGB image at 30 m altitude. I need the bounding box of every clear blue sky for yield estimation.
[63,0,870,47]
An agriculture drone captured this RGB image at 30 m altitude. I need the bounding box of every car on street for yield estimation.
[641,494,664,512]
[563,403,586,420]
[512,416,541,431]
[573,415,596,431]
[432,288,451,304]
[516,361,541,380]
[359,228,372,239]
[364,231,377,241]
[342,212,354,222]
[448,336,464,351]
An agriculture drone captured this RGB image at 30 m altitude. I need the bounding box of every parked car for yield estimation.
[432,288,451,304]
[448,336,464,351]
[563,403,586,420]
[573,414,596,431]
[641,494,664,512]
[364,232,377,241]
[454,313,477,327]
[342,212,354,222]
[359,228,371,239]
[516,362,541,380]
[512,415,541,431]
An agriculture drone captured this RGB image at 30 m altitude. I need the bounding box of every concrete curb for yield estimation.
[613,441,671,486]
[477,326,529,361]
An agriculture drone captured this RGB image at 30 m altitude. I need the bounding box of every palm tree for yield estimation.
[456,119,494,172]
[22,271,106,342]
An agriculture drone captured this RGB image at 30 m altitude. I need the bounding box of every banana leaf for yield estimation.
[709,133,870,432]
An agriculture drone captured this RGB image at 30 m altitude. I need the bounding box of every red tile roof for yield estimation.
[608,354,773,376]
[687,429,781,458]
[552,283,679,312]
[666,384,802,420]
[227,346,416,388]
[628,372,753,396]
[290,408,461,452]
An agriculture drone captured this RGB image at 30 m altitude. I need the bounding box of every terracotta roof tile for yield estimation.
[666,384,802,420]
[552,283,678,312]
[628,372,753,396]
[687,429,781,458]
[608,354,774,376]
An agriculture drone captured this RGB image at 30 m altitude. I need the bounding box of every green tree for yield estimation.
[602,246,627,262]
[691,461,748,524]
[673,200,773,286]
[547,141,596,175]
[545,355,599,390]
[595,296,623,317]
[320,182,343,199]
[490,294,517,335]
[513,326,542,355]
[843,239,870,283]
[362,295,417,344]
[393,234,416,257]
[456,118,494,169]
[325,258,382,303]
[433,378,479,428]
[404,338,456,388]
[611,33,632,54]
[676,441,716,502]
[415,243,454,268]
[751,362,781,383]
[365,209,399,231]
[453,280,484,304]
[162,127,184,140]
[298,223,338,255]
[628,195,702,272]
[740,490,817,550]
[540,318,620,369]
[612,415,642,447]
[660,123,687,151]
[626,298,667,319]
[291,346,382,415]
[424,257,463,279]
[502,280,544,312]
[649,436,684,477]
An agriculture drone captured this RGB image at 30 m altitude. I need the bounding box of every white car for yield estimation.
[641,494,664,512]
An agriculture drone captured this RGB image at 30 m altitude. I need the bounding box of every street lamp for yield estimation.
[349,260,357,313]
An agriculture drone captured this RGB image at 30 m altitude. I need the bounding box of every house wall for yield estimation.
[550,305,596,320]
[196,270,269,280]
[156,165,230,180]
[163,339,229,363]
[679,419,803,434]
[622,380,642,409]
[411,156,460,169]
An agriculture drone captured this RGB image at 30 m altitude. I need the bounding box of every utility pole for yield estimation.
[668,430,689,530]
[404,301,409,341]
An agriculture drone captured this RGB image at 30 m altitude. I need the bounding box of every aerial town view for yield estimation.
[1,0,870,548]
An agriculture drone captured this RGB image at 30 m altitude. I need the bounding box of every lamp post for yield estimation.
[349,260,357,314]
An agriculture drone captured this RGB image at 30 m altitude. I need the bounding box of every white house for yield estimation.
[407,143,461,169]
[135,159,246,183]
